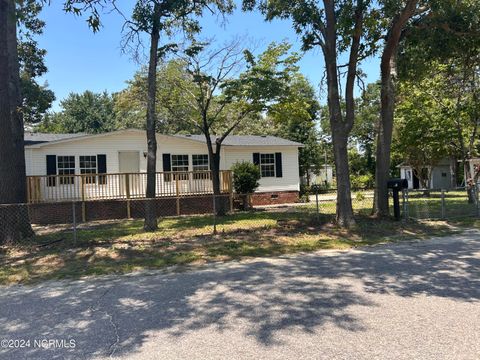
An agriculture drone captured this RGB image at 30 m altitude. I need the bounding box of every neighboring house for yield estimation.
[301,165,334,187]
[24,129,303,205]
[399,158,455,190]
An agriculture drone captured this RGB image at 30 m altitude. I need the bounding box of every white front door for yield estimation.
[119,151,140,196]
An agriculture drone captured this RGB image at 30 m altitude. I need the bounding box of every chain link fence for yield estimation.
[0,187,479,245]
[403,187,480,220]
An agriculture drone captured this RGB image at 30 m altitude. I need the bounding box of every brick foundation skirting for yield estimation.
[250,191,299,206]
[28,195,231,225]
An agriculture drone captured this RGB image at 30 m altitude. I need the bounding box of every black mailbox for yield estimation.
[387,178,408,220]
[387,178,408,190]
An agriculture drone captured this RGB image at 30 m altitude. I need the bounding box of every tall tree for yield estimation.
[244,0,380,226]
[396,0,480,201]
[122,0,234,230]
[17,0,55,125]
[37,91,117,133]
[373,0,421,217]
[393,75,455,189]
[0,0,34,242]
[352,82,380,177]
[114,61,199,134]
[268,73,323,185]
[173,40,298,214]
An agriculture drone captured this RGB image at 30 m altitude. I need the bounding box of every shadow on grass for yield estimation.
[0,209,458,287]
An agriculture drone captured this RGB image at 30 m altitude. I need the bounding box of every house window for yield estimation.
[172,154,189,180]
[57,156,75,185]
[80,155,97,184]
[260,153,275,177]
[192,154,209,179]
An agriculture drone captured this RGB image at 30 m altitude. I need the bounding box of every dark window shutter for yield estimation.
[162,153,171,171]
[46,155,56,187]
[275,152,283,178]
[253,153,260,166]
[97,154,107,185]
[163,153,171,182]
[97,154,107,173]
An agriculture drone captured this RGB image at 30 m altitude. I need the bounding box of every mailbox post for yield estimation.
[387,178,409,220]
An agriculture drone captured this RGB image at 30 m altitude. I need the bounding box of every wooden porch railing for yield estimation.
[26,170,233,204]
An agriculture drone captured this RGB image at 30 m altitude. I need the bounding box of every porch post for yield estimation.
[175,177,180,216]
[125,173,131,219]
[81,175,86,222]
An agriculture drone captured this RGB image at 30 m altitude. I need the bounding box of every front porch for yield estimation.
[26,170,233,204]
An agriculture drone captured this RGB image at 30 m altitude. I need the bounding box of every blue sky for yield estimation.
[38,2,380,111]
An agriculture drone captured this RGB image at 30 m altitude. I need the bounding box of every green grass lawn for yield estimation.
[1,208,472,286]
[304,190,478,219]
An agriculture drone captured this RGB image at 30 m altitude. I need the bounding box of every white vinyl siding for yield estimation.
[223,146,300,192]
[24,130,301,193]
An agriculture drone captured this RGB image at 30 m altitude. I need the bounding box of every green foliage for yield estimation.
[268,73,323,179]
[114,61,199,134]
[299,184,312,202]
[176,40,302,137]
[37,91,116,133]
[392,72,456,186]
[231,162,260,194]
[398,0,480,80]
[352,82,380,174]
[16,0,55,124]
[242,0,381,56]
[350,174,374,190]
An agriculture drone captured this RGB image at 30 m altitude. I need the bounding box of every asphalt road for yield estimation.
[1,230,479,360]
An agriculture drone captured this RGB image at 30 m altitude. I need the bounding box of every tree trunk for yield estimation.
[450,156,457,189]
[144,4,161,231]
[322,0,358,227]
[374,0,418,217]
[374,56,396,216]
[0,0,34,243]
[332,129,355,227]
[464,159,476,203]
[210,141,226,216]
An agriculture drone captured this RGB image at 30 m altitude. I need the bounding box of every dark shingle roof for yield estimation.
[175,134,303,147]
[24,132,86,146]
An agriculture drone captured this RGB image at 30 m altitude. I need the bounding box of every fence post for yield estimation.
[476,185,480,218]
[228,171,233,213]
[81,175,86,222]
[441,189,446,220]
[315,186,319,221]
[402,189,409,221]
[212,193,217,235]
[125,173,131,218]
[72,201,77,245]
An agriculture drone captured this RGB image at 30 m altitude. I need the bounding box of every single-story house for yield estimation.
[399,158,455,190]
[24,129,303,205]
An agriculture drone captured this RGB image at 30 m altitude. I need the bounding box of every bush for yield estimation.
[231,162,261,210]
[355,192,366,201]
[350,174,374,191]
[300,184,311,203]
[231,162,261,194]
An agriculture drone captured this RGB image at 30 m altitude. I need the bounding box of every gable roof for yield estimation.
[174,134,304,147]
[24,132,86,146]
[24,129,303,148]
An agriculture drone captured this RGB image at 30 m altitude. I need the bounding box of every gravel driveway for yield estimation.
[1,230,479,360]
